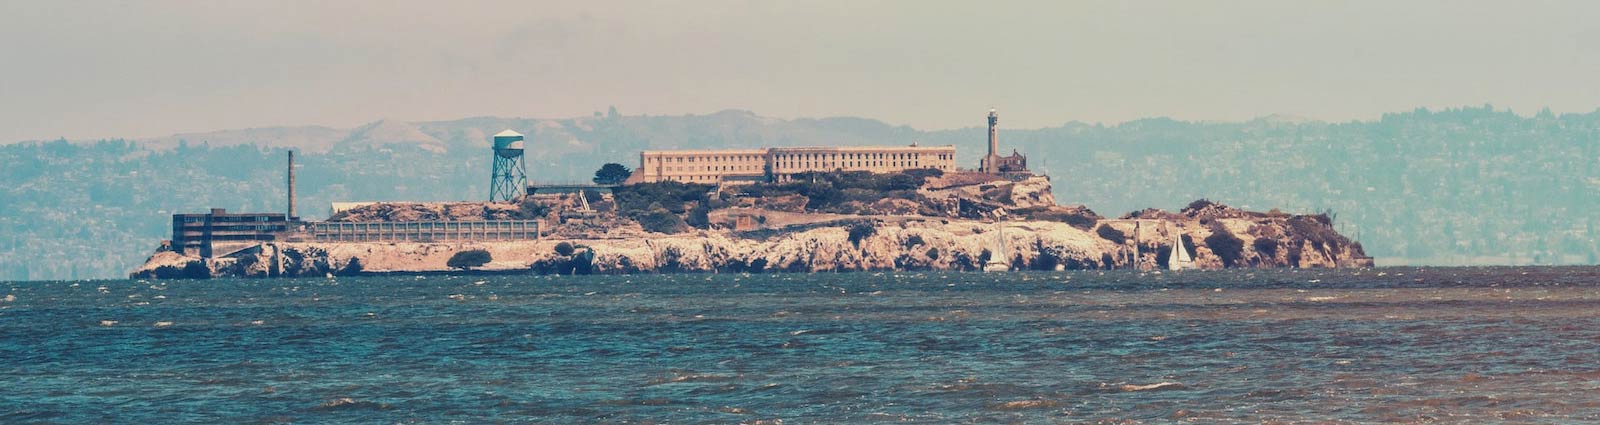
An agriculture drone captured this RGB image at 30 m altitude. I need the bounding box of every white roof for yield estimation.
[493,129,524,138]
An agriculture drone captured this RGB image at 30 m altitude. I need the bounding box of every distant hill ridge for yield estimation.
[32,109,927,154]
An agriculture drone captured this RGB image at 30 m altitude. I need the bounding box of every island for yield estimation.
[131,111,1371,279]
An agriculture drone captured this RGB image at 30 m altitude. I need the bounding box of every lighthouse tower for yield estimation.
[981,109,1001,173]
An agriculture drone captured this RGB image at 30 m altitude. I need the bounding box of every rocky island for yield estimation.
[132,112,1371,279]
[132,169,1370,278]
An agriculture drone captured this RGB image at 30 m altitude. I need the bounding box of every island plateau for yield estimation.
[131,110,1371,278]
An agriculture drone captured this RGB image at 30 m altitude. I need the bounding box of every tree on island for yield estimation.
[447,249,493,270]
[593,163,632,185]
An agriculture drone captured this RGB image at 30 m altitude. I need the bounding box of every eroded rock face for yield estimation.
[1005,176,1057,209]
[142,212,1370,279]
[132,170,1371,279]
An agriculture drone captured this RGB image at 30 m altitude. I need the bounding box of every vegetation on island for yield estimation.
[592,163,632,185]
[447,249,492,270]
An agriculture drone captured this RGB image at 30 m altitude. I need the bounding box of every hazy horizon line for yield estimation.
[11,103,1599,145]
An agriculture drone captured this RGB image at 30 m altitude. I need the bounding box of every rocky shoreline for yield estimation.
[132,171,1371,279]
[132,212,1370,279]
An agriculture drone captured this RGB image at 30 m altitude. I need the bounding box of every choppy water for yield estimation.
[4,267,1600,423]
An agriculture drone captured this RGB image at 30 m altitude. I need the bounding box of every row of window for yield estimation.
[178,215,281,223]
[775,152,946,161]
[660,165,762,173]
[647,151,954,165]
[649,155,763,164]
[311,221,539,242]
[777,161,931,170]
[313,221,537,232]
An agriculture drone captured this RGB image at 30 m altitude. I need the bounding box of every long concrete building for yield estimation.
[629,144,958,184]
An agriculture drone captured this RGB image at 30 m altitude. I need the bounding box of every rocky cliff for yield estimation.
[132,211,1369,279]
[131,172,1371,278]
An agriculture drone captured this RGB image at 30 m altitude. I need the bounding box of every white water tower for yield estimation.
[490,130,528,202]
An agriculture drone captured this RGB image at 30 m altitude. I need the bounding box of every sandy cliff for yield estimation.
[132,213,1368,278]
[131,172,1371,278]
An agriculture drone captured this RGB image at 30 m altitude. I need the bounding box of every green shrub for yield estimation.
[554,242,576,256]
[447,249,493,270]
[182,261,211,279]
[1184,198,1217,213]
[903,234,925,248]
[686,203,711,229]
[1021,208,1100,230]
[1095,225,1127,244]
[592,163,632,185]
[518,200,551,219]
[1288,215,1343,251]
[613,181,713,214]
[901,168,944,182]
[1252,237,1279,258]
[1204,226,1245,267]
[1061,213,1096,230]
[639,210,688,234]
[338,257,364,276]
[847,222,877,247]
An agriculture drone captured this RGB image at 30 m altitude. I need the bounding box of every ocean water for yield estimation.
[4,267,1600,423]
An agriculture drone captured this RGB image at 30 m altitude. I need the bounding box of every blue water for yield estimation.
[4,267,1600,423]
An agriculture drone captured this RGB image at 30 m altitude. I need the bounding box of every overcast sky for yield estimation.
[2,0,1598,141]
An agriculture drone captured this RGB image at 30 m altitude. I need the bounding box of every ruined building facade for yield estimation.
[629,145,958,184]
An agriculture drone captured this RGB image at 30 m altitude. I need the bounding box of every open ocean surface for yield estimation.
[4,266,1600,423]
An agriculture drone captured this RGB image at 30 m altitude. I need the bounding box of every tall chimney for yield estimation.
[984,108,1000,173]
[287,150,297,220]
[987,109,999,159]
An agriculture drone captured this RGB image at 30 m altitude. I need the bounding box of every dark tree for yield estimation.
[593,163,632,185]
[447,249,493,270]
[1252,237,1279,258]
[554,242,576,256]
[1095,225,1127,244]
[182,261,211,279]
[1205,227,1245,268]
[848,222,878,247]
[338,257,364,276]
[638,210,688,234]
[686,203,711,229]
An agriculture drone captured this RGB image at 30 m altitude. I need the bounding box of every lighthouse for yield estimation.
[981,109,1001,173]
[979,108,1027,174]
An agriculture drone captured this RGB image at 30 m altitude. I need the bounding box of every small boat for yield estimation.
[984,221,1010,272]
[1168,231,1197,271]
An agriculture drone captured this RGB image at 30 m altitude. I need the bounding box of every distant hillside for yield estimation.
[1,106,1596,280]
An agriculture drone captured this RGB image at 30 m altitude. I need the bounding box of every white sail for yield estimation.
[1169,232,1196,271]
[984,222,1010,272]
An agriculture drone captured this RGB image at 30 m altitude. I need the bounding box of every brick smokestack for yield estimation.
[287,150,296,220]
[988,109,998,158]
[983,108,1000,173]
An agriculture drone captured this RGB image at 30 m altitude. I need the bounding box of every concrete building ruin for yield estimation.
[629,145,958,184]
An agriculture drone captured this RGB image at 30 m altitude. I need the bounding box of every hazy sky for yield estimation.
[3,0,1599,141]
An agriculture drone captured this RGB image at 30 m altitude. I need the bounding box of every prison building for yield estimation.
[171,208,290,257]
[310,220,540,242]
[631,145,958,184]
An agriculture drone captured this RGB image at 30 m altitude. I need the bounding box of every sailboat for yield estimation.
[1168,232,1197,271]
[984,221,1011,272]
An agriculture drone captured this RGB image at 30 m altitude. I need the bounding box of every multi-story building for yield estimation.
[630,144,958,184]
[171,208,291,257]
